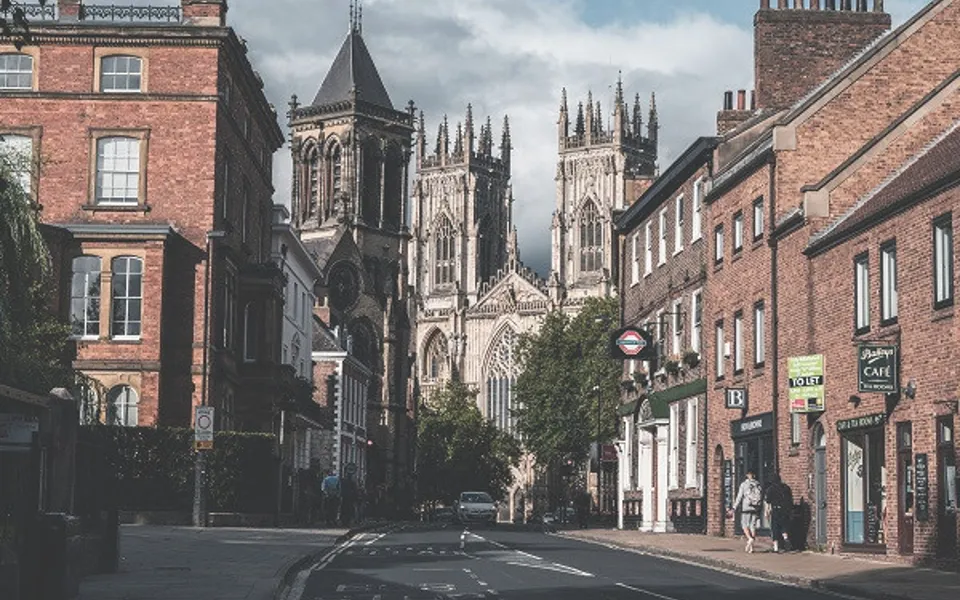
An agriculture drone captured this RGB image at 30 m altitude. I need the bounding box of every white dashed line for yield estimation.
[616,582,682,600]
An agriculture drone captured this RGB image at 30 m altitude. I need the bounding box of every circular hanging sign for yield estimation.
[616,329,647,356]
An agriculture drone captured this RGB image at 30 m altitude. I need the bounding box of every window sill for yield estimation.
[752,238,764,250]
[83,203,151,213]
[713,262,723,272]
[71,336,100,343]
[673,249,683,257]
[932,305,954,323]
[109,337,142,345]
[691,235,702,245]
[731,252,743,264]
[752,366,765,378]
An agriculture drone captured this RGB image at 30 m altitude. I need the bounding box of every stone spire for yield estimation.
[647,92,658,143]
[500,115,511,166]
[575,101,585,137]
[558,88,569,145]
[465,103,475,155]
[632,93,643,136]
[453,122,463,157]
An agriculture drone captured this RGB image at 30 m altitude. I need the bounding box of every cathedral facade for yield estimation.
[409,81,660,517]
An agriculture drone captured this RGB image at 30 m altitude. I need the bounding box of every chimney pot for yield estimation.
[826,0,836,9]
[737,90,747,111]
[57,0,81,20]
[811,0,820,9]
[723,91,734,110]
[181,0,228,26]
[750,90,757,110]
[778,0,789,8]
[760,0,771,8]
[874,0,883,11]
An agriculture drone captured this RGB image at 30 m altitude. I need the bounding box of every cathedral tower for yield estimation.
[551,77,658,302]
[410,107,514,305]
[287,4,416,506]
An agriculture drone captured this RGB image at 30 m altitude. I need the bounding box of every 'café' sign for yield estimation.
[857,345,899,394]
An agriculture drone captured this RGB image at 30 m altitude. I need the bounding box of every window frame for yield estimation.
[108,385,139,427]
[70,255,102,339]
[691,289,702,354]
[243,302,257,363]
[754,301,765,367]
[714,224,724,265]
[715,319,725,380]
[933,213,954,309]
[579,201,604,273]
[644,221,653,275]
[99,54,144,93]
[89,130,149,208]
[631,231,640,285]
[880,240,898,325]
[0,50,37,91]
[674,194,684,254]
[733,211,744,253]
[672,298,683,356]
[658,209,668,266]
[691,178,703,242]
[110,256,143,340]
[855,252,870,334]
[668,402,680,490]
[733,310,744,375]
[685,398,699,489]
[753,197,764,241]
[0,131,37,198]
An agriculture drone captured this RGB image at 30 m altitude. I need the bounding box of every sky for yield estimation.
[108,0,926,276]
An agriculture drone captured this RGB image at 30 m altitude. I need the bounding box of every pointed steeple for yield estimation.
[442,114,450,158]
[595,101,602,136]
[506,226,520,266]
[435,119,444,156]
[312,1,393,110]
[648,92,659,142]
[575,101,585,137]
[632,93,643,136]
[416,110,426,163]
[453,122,463,156]
[558,88,569,146]
[465,103,475,154]
[500,115,511,165]
[615,71,624,105]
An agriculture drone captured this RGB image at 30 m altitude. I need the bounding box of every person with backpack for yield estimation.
[729,470,763,553]
[321,470,341,527]
[764,472,793,553]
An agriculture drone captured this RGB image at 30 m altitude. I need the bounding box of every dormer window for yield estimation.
[100,55,142,93]
[0,53,33,90]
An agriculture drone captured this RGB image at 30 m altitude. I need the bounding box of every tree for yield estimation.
[0,135,75,395]
[416,380,521,507]
[514,296,622,467]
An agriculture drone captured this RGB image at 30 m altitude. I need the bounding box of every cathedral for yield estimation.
[291,6,660,516]
[410,83,660,516]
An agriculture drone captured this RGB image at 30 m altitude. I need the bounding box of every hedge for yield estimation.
[79,426,279,513]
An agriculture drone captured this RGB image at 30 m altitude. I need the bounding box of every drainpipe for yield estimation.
[767,156,780,472]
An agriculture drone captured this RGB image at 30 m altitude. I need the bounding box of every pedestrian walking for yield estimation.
[764,473,793,553]
[321,470,341,527]
[729,470,763,553]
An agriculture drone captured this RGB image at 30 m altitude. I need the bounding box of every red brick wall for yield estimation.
[754,6,891,109]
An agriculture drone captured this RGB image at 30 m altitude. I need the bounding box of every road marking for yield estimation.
[616,582,682,600]
[364,533,387,546]
[504,560,595,577]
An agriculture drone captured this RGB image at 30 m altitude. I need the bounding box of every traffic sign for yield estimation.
[195,406,215,450]
[609,326,654,360]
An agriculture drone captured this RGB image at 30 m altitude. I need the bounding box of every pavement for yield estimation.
[557,528,960,600]
[279,522,863,599]
[76,524,357,600]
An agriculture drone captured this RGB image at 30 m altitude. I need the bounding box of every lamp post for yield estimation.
[593,383,602,516]
[193,229,226,528]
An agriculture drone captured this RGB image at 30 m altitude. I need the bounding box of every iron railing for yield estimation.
[80,4,182,23]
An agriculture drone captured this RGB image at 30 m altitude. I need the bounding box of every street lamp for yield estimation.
[593,383,601,516]
[193,229,226,528]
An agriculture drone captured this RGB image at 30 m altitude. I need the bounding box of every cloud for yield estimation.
[222,0,753,276]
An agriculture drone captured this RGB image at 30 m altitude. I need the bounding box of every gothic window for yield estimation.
[382,143,403,230]
[434,217,455,286]
[361,138,382,224]
[328,262,361,312]
[579,200,603,273]
[485,327,520,436]
[423,331,448,382]
[305,144,319,218]
[478,216,495,283]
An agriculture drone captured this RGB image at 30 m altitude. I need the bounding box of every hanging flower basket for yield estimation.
[631,371,648,387]
[682,350,701,369]
[664,359,681,377]
[620,379,636,392]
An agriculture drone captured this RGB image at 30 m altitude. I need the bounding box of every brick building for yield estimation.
[615,137,717,532]
[0,0,286,430]
[702,0,960,565]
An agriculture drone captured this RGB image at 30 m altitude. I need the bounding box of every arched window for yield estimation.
[100,55,142,93]
[434,217,455,286]
[306,145,319,217]
[423,331,448,381]
[108,385,139,427]
[579,201,603,272]
[70,256,102,338]
[111,256,143,339]
[0,133,33,195]
[382,143,403,229]
[0,53,33,90]
[485,327,520,435]
[477,216,495,283]
[361,138,382,224]
[95,136,141,205]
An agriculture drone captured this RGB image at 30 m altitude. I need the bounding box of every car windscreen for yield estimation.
[460,493,493,504]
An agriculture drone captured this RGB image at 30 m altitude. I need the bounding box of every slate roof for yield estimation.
[312,315,344,353]
[312,30,393,110]
[808,119,960,254]
[302,232,343,271]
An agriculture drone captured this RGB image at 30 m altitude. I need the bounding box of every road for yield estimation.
[286,523,842,600]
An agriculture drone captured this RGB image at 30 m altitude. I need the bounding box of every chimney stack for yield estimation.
[723,91,734,111]
[737,90,747,110]
[181,0,227,26]
[717,89,756,135]
[57,0,81,20]
[761,0,771,8]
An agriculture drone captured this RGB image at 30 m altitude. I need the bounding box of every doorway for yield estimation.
[734,433,775,534]
[896,422,914,555]
[814,423,827,548]
[936,417,957,559]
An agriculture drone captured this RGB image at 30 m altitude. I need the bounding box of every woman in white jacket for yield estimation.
[729,470,763,553]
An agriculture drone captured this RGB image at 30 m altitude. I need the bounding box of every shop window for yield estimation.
[842,429,886,545]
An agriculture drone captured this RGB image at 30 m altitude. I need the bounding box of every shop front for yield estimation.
[837,413,888,549]
[731,412,775,534]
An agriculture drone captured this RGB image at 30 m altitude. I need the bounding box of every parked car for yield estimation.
[456,491,497,527]
[433,506,455,522]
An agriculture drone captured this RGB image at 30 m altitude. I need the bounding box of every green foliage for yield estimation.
[417,380,521,506]
[514,296,623,465]
[80,426,280,513]
[0,140,75,395]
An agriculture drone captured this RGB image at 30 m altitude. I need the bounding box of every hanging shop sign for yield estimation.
[609,326,655,361]
[915,453,929,522]
[836,412,887,432]
[857,345,899,394]
[788,354,825,413]
[725,387,748,410]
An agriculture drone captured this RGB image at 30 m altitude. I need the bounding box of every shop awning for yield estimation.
[617,378,707,419]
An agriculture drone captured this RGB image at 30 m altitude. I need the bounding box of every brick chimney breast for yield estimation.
[57,0,81,20]
[753,0,891,109]
[181,0,227,27]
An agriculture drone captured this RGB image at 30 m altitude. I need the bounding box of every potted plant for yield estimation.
[620,379,636,392]
[664,359,681,377]
[682,350,701,369]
